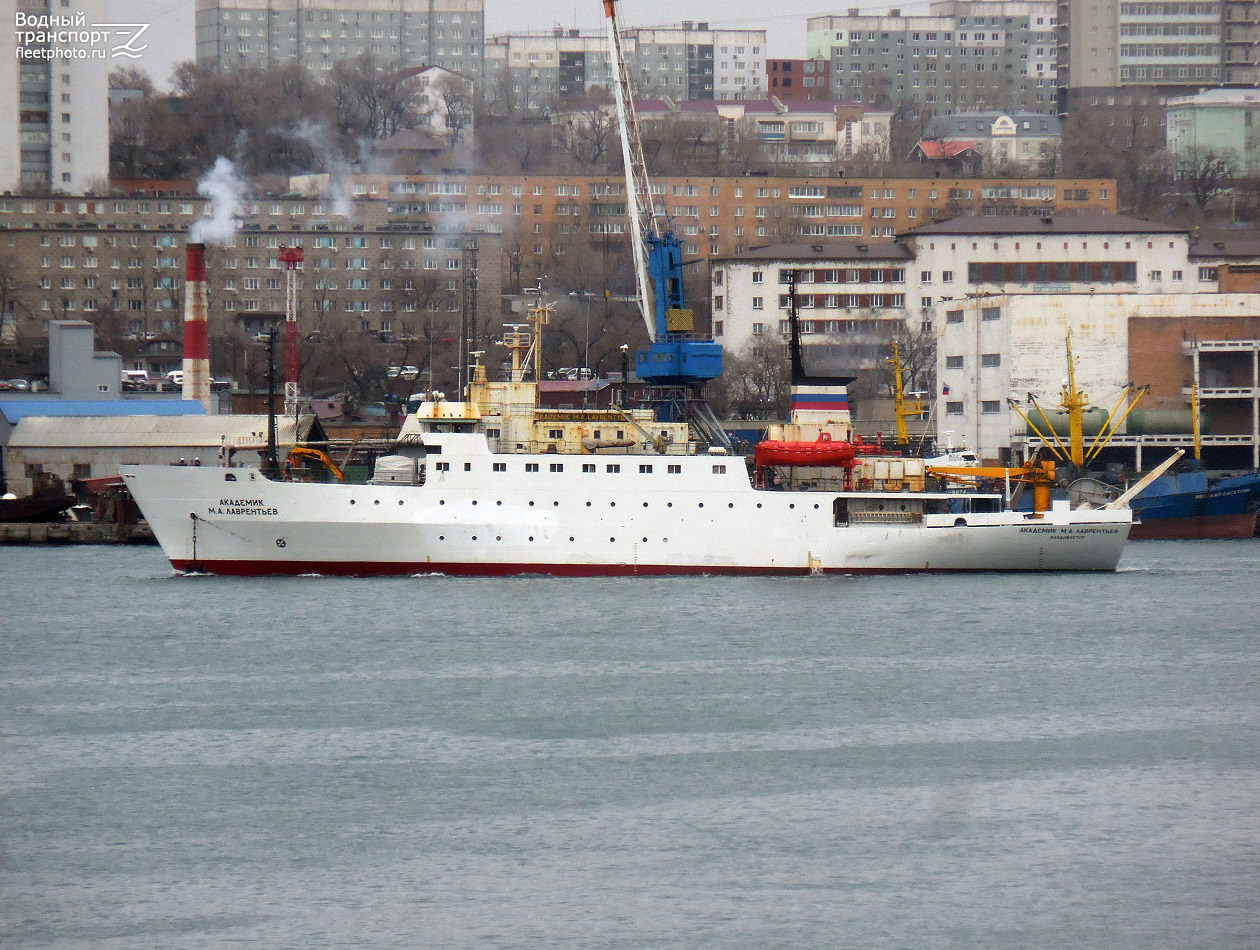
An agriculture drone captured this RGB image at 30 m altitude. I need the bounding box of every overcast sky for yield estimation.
[107,0,918,89]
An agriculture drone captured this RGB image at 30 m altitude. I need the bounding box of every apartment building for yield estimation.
[1223,0,1260,85]
[194,0,484,81]
[806,1,1060,116]
[2,0,109,194]
[550,98,879,167]
[0,194,502,379]
[289,173,1116,295]
[709,242,914,368]
[766,59,832,102]
[1057,0,1229,94]
[485,23,766,113]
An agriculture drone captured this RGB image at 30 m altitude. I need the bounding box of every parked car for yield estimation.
[6,378,30,391]
[121,370,151,391]
[166,370,184,386]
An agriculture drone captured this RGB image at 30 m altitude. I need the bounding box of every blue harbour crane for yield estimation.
[601,0,728,444]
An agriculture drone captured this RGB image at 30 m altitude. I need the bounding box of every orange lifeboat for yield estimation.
[754,432,857,471]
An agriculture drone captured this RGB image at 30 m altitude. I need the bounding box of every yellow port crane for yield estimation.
[887,341,925,447]
[1007,330,1149,476]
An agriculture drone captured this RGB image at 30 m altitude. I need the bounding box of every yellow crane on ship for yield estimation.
[887,341,925,447]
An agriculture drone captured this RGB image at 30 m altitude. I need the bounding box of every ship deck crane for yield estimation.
[602,0,722,389]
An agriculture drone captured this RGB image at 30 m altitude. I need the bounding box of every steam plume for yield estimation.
[189,156,248,244]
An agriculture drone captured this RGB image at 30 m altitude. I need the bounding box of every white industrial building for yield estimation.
[4,414,314,496]
[936,293,1260,465]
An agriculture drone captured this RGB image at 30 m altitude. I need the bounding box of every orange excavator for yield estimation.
[285,446,346,482]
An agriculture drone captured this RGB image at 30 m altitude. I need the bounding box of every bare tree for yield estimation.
[707,336,790,419]
[1179,148,1237,213]
[556,105,616,170]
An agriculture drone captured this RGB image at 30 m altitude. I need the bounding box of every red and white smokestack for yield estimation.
[182,242,212,411]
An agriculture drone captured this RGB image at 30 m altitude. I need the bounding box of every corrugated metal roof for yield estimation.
[0,399,207,424]
[8,415,305,449]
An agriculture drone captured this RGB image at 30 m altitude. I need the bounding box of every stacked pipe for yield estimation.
[182,242,212,412]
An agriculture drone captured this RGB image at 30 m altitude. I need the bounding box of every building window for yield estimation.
[981,400,1001,414]
[525,463,539,472]
[946,310,963,324]
[946,355,964,369]
[980,353,1001,368]
[981,307,1000,321]
[945,401,964,415]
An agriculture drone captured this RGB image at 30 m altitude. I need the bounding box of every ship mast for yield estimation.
[887,341,925,447]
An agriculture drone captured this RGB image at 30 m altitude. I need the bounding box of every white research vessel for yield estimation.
[121,305,1132,577]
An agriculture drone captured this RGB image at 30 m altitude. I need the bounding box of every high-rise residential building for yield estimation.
[485,22,767,114]
[193,0,484,82]
[1222,0,1260,85]
[1057,0,1260,110]
[806,2,1059,117]
[1,0,109,194]
[1057,0,1223,92]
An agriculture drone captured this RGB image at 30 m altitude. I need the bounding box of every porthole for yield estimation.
[398,500,403,505]
[756,503,762,509]
[472,535,477,541]
[642,537,648,542]
[439,535,444,540]
[643,502,649,508]
[610,537,615,542]
[610,502,616,507]
[728,503,733,508]
[350,499,356,505]
[439,500,445,505]
[585,501,591,507]
[496,535,501,541]
[814,504,820,509]
[496,500,502,506]
[529,501,535,507]
[698,502,704,508]
[789,504,795,509]
[471,500,478,506]
[529,536,534,541]
[569,536,575,542]
[667,502,673,508]
[374,499,380,505]
[553,501,559,507]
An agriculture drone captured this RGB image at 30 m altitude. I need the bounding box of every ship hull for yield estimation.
[122,460,1131,576]
[1130,512,1257,540]
[1129,471,1260,540]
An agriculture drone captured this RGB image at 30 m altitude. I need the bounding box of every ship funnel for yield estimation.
[183,242,212,411]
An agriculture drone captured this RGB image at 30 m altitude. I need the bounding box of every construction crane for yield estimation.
[601,0,721,389]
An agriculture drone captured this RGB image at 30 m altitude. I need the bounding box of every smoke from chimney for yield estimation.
[189,156,247,245]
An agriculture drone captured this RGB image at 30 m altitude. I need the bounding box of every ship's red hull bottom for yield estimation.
[169,558,1105,577]
[1130,512,1258,540]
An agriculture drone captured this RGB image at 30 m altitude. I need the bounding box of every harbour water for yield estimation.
[3,543,1259,948]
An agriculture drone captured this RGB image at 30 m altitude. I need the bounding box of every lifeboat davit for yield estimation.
[754,432,857,470]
